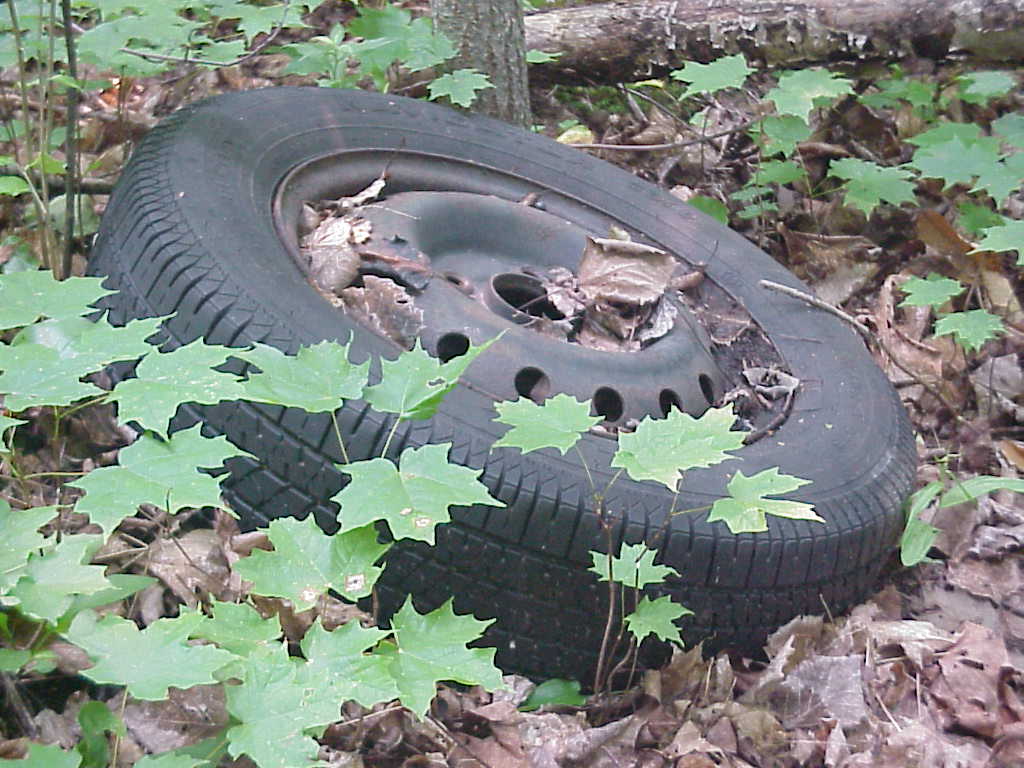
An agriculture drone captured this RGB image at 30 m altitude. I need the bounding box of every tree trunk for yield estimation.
[431,0,532,126]
[524,0,1024,85]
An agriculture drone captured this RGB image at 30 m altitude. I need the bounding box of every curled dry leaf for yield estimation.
[123,684,228,754]
[302,215,366,297]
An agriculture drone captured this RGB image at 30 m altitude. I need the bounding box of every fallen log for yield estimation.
[524,0,1024,85]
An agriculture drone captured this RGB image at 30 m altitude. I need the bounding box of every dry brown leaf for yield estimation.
[664,721,721,760]
[779,225,880,306]
[930,622,1024,740]
[143,529,234,607]
[772,655,869,730]
[578,236,674,306]
[1001,440,1024,472]
[339,276,424,350]
[123,685,228,754]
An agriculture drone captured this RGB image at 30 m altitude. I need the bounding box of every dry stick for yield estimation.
[758,279,972,426]
[574,119,758,152]
[61,0,78,279]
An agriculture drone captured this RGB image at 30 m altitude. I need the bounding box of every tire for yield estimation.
[88,87,916,682]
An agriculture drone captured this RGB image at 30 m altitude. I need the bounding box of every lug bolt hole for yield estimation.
[437,332,470,362]
[514,367,550,403]
[593,387,624,422]
[659,389,682,417]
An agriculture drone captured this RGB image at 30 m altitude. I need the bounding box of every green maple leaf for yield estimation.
[492,394,601,455]
[588,543,679,588]
[364,338,495,420]
[767,68,852,119]
[993,113,1024,149]
[0,314,162,411]
[686,195,729,224]
[237,340,368,414]
[427,68,494,108]
[898,273,963,308]
[755,115,811,157]
[8,535,112,623]
[299,620,398,708]
[347,5,414,72]
[958,70,1016,105]
[933,309,1004,352]
[206,0,308,42]
[110,339,247,436]
[707,467,820,534]
[235,519,387,609]
[0,501,56,594]
[0,742,81,768]
[333,443,503,544]
[670,54,753,99]
[70,426,250,532]
[0,271,113,329]
[135,752,210,768]
[520,678,587,711]
[402,18,456,71]
[756,159,804,185]
[383,597,501,717]
[972,219,1024,265]
[958,203,1005,236]
[907,135,1020,201]
[860,75,935,110]
[828,157,916,214]
[907,122,990,150]
[68,611,237,700]
[611,406,743,491]
[226,647,340,768]
[191,601,282,657]
[624,596,692,644]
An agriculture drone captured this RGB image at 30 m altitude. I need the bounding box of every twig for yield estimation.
[573,119,758,152]
[119,0,291,69]
[759,279,873,343]
[759,279,973,426]
[61,0,78,278]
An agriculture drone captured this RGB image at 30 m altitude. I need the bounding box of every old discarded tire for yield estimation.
[89,87,916,682]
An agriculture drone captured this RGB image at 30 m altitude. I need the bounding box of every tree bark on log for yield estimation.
[524,0,1024,85]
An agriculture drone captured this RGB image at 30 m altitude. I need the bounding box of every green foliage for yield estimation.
[384,597,502,717]
[957,70,1016,104]
[611,405,744,490]
[933,309,1004,352]
[766,68,853,120]
[898,273,963,308]
[234,518,386,607]
[520,678,587,711]
[900,474,1024,566]
[69,426,250,533]
[827,157,917,214]
[428,68,495,108]
[0,742,81,768]
[686,195,729,224]
[623,596,691,644]
[67,611,238,700]
[333,443,504,544]
[588,542,679,588]
[669,54,753,99]
[707,468,821,534]
[492,393,601,455]
[364,338,496,420]
[973,219,1024,265]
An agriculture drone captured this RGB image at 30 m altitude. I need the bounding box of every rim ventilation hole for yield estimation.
[593,387,624,422]
[698,374,716,405]
[437,332,470,362]
[659,389,682,417]
[514,367,551,403]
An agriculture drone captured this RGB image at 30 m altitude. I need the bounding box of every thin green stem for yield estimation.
[330,410,349,464]
[573,443,596,496]
[380,414,403,459]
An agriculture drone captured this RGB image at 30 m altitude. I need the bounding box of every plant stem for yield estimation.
[380,414,402,459]
[61,0,78,279]
[330,410,349,464]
